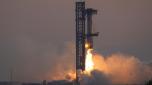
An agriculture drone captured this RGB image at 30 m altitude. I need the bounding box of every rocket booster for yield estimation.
[85,8,99,49]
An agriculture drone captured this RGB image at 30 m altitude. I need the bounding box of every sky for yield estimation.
[0,0,152,82]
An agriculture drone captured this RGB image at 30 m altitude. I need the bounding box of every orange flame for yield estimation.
[85,43,90,49]
[84,49,94,75]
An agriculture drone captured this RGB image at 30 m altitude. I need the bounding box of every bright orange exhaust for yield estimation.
[84,48,94,75]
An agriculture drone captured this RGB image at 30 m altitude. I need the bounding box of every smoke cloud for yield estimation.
[43,42,75,81]
[46,45,152,85]
[40,43,152,85]
[91,52,152,84]
[81,70,111,85]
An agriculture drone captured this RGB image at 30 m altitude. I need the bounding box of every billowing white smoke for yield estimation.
[43,42,76,81]
[82,52,152,85]
[43,43,152,85]
[81,70,111,85]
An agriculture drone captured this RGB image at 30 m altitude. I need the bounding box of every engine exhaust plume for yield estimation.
[84,49,94,75]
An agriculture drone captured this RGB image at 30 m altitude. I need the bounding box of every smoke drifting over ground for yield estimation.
[45,44,152,85]
[82,70,111,85]
[43,42,76,81]
[85,53,152,85]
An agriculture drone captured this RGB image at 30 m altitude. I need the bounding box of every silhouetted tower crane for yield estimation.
[75,1,85,85]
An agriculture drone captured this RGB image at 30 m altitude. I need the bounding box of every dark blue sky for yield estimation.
[0,0,152,82]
